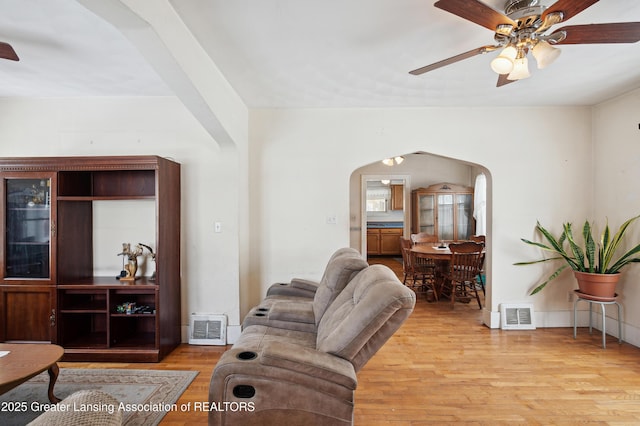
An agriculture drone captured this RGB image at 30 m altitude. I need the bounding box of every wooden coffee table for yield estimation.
[0,343,64,403]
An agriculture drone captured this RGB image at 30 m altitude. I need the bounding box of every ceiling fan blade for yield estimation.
[551,23,640,44]
[0,42,18,61]
[434,0,516,32]
[496,74,516,87]
[541,0,599,23]
[409,45,498,75]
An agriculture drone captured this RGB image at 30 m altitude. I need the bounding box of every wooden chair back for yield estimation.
[410,233,438,245]
[442,241,484,309]
[470,235,485,244]
[447,241,484,284]
[400,237,438,299]
[399,238,414,277]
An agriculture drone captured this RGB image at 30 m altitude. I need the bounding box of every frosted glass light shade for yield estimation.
[382,158,394,166]
[490,46,517,74]
[507,57,531,80]
[394,156,404,165]
[532,41,561,69]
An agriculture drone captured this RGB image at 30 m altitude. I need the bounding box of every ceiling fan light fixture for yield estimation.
[532,40,561,69]
[490,45,517,74]
[507,56,531,80]
[394,156,405,165]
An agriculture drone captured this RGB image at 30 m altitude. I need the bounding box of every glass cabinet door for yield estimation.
[455,194,474,240]
[437,194,455,240]
[3,175,55,282]
[417,193,435,235]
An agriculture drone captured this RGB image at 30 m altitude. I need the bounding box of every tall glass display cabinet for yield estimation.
[0,173,57,342]
[411,183,474,241]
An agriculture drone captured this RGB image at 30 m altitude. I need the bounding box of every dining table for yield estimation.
[410,243,485,259]
[410,243,485,297]
[410,244,454,259]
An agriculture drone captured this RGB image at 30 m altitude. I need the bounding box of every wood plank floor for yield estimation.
[60,256,640,425]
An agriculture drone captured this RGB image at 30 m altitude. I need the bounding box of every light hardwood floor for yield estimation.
[61,256,640,425]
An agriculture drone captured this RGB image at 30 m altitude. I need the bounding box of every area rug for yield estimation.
[0,368,198,425]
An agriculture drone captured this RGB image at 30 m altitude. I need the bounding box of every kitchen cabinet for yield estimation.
[390,184,404,211]
[0,156,181,362]
[411,183,474,241]
[367,227,402,256]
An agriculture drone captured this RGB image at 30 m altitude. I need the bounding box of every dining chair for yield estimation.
[400,238,438,300]
[440,241,484,309]
[470,235,486,294]
[410,233,438,245]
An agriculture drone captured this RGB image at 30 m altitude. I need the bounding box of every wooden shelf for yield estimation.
[58,195,155,201]
[61,332,108,349]
[111,313,156,318]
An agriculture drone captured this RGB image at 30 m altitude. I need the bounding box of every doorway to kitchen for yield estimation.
[360,174,411,261]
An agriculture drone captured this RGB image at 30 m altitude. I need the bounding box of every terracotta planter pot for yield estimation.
[574,271,620,298]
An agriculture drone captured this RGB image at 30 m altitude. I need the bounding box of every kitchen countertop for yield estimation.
[367,221,404,229]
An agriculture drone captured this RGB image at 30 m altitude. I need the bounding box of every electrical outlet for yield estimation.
[326,215,337,225]
[214,222,222,233]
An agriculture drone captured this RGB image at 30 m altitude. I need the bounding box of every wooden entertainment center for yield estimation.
[0,156,181,362]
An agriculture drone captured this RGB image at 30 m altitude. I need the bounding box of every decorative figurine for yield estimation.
[138,243,156,281]
[117,243,144,282]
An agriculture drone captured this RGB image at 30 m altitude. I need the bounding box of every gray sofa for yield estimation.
[242,248,368,332]
[209,263,416,425]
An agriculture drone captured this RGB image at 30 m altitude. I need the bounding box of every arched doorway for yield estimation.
[349,152,491,315]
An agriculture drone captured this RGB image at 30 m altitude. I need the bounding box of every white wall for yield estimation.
[249,106,593,328]
[0,96,242,335]
[593,87,640,344]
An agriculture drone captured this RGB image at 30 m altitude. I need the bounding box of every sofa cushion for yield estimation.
[259,341,357,389]
[316,264,416,371]
[236,324,317,349]
[311,252,369,325]
[267,301,315,323]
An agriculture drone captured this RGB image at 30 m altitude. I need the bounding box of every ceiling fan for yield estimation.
[0,41,19,61]
[409,0,640,87]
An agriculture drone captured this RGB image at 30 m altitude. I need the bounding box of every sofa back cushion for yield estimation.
[312,249,368,325]
[316,264,416,371]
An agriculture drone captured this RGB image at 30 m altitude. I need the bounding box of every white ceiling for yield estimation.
[0,0,639,108]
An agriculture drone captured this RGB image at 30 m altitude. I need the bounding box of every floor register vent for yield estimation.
[189,313,227,345]
[500,303,536,330]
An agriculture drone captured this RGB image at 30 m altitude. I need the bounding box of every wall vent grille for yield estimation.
[189,313,227,345]
[500,303,536,330]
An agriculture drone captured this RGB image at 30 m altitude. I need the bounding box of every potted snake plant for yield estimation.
[515,215,640,297]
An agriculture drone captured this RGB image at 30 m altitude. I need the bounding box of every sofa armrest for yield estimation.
[289,278,320,292]
[260,341,357,389]
[268,301,315,324]
[265,278,319,299]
